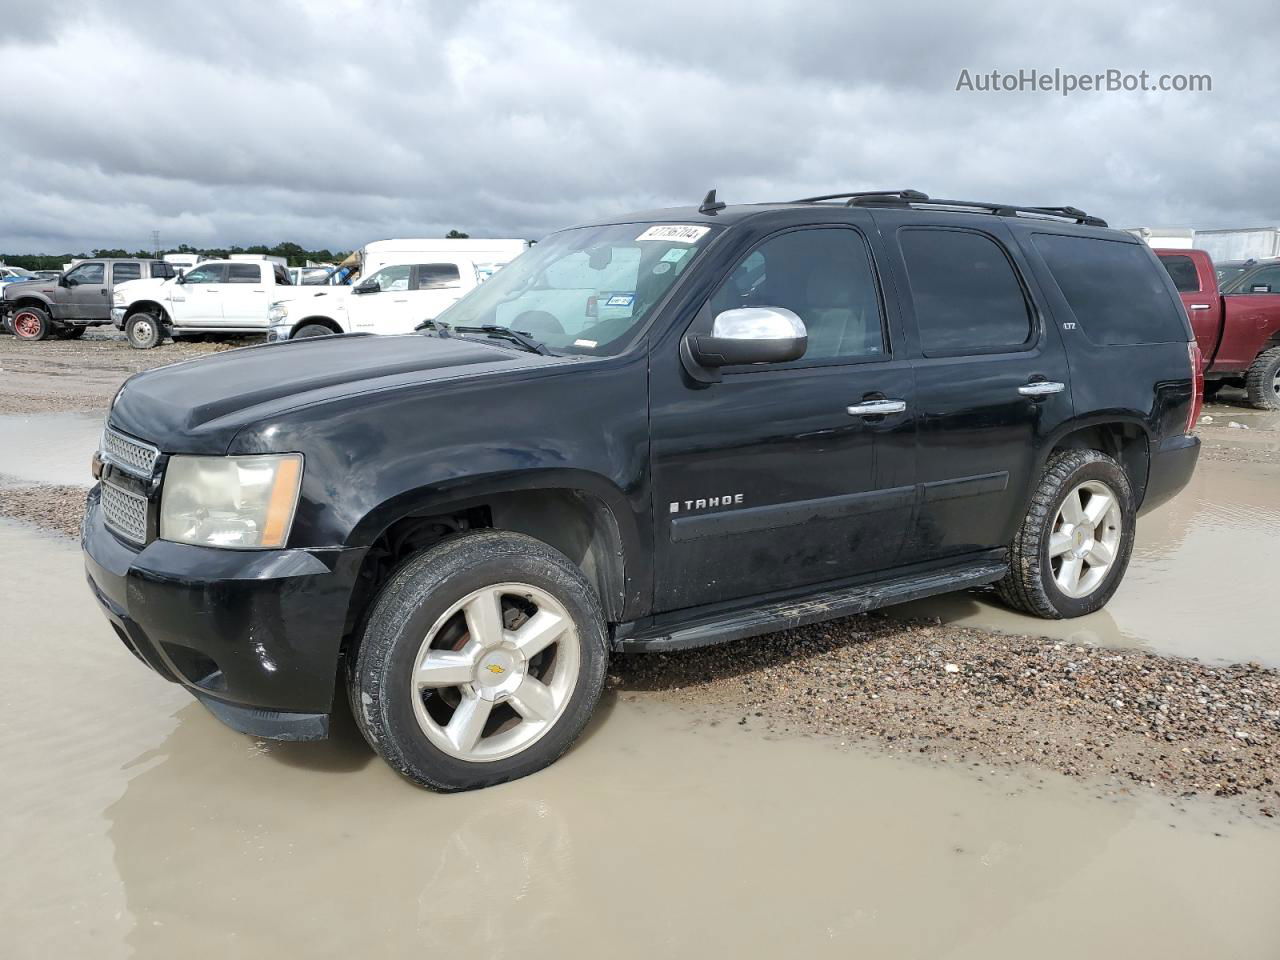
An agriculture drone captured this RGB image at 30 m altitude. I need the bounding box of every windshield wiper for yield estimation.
[449,324,550,355]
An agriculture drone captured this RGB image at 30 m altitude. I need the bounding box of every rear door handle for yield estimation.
[847,399,907,416]
[1188,304,1211,311]
[1018,381,1065,397]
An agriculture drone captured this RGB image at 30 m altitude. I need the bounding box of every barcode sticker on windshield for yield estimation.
[635,225,710,243]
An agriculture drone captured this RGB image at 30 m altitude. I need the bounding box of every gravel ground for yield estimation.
[610,616,1279,815]
[0,331,248,415]
[0,481,87,539]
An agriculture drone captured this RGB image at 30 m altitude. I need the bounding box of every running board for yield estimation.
[614,560,1007,653]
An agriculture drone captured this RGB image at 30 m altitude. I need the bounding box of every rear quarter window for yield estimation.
[1033,234,1187,345]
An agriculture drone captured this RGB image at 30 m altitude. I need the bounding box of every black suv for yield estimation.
[83,190,1201,790]
[3,258,175,340]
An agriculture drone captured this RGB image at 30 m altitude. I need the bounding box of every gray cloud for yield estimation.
[0,0,1275,254]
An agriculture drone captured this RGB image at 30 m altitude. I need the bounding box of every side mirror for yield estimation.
[60,275,74,287]
[685,307,808,369]
[353,279,378,295]
[1250,284,1272,294]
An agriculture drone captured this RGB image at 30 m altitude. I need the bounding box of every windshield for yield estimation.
[432,222,720,356]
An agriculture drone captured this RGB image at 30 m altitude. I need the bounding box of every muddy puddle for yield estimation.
[3,521,1278,959]
[892,457,1280,668]
[0,410,100,486]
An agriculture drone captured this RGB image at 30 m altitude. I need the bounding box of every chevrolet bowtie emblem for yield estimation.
[486,664,506,674]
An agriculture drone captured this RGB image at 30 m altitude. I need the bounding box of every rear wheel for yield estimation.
[1244,347,1280,411]
[11,306,51,341]
[125,312,163,349]
[996,449,1135,619]
[349,530,608,791]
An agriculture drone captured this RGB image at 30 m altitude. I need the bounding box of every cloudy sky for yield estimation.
[0,0,1275,254]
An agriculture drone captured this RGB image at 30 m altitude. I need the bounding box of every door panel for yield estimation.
[649,221,917,612]
[65,262,108,319]
[221,264,270,327]
[875,214,1073,563]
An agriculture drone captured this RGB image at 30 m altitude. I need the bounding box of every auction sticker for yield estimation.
[635,224,710,243]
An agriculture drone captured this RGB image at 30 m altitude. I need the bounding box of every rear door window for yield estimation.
[227,263,262,283]
[1233,264,1280,294]
[898,228,1033,356]
[111,262,142,284]
[415,263,462,289]
[1033,234,1188,345]
[1158,254,1201,292]
[151,262,175,279]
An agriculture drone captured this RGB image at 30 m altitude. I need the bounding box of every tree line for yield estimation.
[1,232,471,271]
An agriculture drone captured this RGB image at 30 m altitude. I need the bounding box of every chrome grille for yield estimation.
[101,480,149,544]
[103,428,159,477]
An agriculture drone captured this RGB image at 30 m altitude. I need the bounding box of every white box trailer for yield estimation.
[359,238,529,277]
[1124,227,1195,249]
[1193,227,1280,263]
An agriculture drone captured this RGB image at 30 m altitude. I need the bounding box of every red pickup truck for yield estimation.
[1156,248,1280,409]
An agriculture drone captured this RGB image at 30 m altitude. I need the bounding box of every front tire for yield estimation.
[1244,346,1280,411]
[292,323,333,339]
[57,326,86,340]
[125,312,163,349]
[996,449,1135,619]
[10,305,51,341]
[349,531,609,791]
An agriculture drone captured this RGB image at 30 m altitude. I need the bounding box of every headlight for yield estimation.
[268,302,289,322]
[160,454,303,549]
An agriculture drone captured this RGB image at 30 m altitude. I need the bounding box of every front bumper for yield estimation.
[1139,434,1200,515]
[110,307,126,327]
[82,488,367,739]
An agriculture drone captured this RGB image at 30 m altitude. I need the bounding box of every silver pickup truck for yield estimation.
[2,258,176,341]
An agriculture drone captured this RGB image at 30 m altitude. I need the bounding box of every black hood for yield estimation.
[109,333,562,453]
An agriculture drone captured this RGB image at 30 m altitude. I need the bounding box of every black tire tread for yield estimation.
[1244,346,1280,411]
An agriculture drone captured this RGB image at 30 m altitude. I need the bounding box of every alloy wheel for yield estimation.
[410,582,580,762]
[12,311,41,338]
[1048,479,1123,599]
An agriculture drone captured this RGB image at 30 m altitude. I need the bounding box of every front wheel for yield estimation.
[125,312,163,349]
[57,326,86,340]
[10,306,51,341]
[349,531,609,791]
[292,323,334,339]
[996,449,1135,619]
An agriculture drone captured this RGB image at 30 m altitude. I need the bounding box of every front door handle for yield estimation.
[847,399,907,416]
[1018,381,1065,397]
[1188,303,1211,311]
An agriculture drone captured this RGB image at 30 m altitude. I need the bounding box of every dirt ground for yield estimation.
[1,330,1276,814]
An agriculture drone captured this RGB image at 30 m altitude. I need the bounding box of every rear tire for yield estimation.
[125,312,163,349]
[996,449,1135,619]
[1244,346,1280,411]
[10,306,51,341]
[348,530,608,791]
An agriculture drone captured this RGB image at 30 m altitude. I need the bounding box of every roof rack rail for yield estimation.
[793,190,1107,227]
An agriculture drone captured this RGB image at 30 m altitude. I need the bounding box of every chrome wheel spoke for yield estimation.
[508,676,557,722]
[1059,489,1085,524]
[1086,540,1114,569]
[1082,491,1114,528]
[416,649,476,689]
[1056,555,1083,594]
[463,589,507,648]
[511,608,566,659]
[446,693,493,753]
[1048,531,1072,557]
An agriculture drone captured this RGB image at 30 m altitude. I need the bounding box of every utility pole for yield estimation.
[152,230,160,258]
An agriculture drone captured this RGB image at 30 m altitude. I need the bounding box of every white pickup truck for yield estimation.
[112,258,294,348]
[266,259,484,341]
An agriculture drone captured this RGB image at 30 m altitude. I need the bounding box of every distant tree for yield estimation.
[446,229,470,239]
